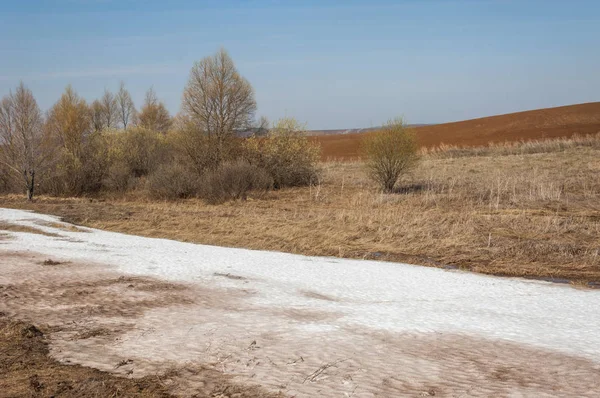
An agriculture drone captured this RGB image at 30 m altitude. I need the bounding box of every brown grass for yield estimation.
[0,320,173,397]
[0,222,61,237]
[1,137,599,284]
[313,102,600,160]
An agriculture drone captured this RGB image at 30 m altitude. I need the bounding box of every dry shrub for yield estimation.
[362,118,419,192]
[244,118,320,188]
[43,132,110,196]
[199,160,273,204]
[168,120,242,175]
[102,127,169,193]
[147,162,199,200]
[169,128,223,174]
[103,160,135,192]
[113,127,167,177]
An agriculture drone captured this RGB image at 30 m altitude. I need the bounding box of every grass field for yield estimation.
[2,134,599,285]
[313,102,600,160]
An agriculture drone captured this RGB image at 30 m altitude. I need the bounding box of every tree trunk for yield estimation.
[26,171,34,201]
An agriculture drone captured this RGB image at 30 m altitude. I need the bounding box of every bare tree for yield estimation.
[117,81,136,129]
[138,87,172,134]
[90,99,105,132]
[0,83,46,200]
[100,89,119,129]
[182,48,256,163]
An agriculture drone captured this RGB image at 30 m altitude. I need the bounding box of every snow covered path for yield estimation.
[1,207,599,397]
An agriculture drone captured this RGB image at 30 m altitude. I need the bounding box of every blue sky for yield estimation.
[1,0,599,129]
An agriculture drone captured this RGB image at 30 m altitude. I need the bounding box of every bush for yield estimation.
[147,162,200,200]
[362,118,419,193]
[243,118,321,188]
[103,161,135,192]
[43,132,111,196]
[168,120,242,176]
[119,127,166,177]
[199,160,273,204]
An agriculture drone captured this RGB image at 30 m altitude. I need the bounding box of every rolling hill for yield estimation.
[311,102,600,160]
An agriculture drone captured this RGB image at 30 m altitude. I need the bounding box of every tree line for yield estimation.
[0,49,320,202]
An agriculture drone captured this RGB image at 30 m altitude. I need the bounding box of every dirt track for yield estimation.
[313,102,600,159]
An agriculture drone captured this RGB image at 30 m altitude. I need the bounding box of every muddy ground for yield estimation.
[0,251,283,397]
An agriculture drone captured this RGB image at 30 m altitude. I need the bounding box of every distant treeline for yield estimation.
[0,49,320,202]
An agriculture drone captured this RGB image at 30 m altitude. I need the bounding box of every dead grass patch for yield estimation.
[37,220,90,233]
[1,141,599,284]
[42,259,66,266]
[0,320,173,397]
[214,272,247,281]
[0,221,62,237]
[300,290,338,302]
[0,320,284,398]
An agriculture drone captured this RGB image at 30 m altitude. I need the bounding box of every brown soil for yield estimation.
[0,251,284,398]
[0,319,172,397]
[313,102,600,159]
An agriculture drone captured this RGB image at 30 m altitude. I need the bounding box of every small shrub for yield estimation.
[147,162,199,200]
[243,118,321,188]
[103,161,134,192]
[362,118,419,193]
[199,160,273,204]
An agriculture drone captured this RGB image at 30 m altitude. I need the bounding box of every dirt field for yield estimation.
[313,102,600,160]
[1,136,599,285]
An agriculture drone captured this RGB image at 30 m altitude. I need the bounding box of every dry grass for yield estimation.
[0,320,173,397]
[0,319,283,398]
[423,133,600,158]
[36,221,89,233]
[1,139,599,284]
[0,222,61,237]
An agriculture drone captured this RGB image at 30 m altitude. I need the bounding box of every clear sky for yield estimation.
[1,0,599,129]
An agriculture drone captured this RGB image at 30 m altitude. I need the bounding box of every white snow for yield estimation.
[1,207,599,360]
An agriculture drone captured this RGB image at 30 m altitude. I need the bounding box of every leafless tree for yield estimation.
[182,48,256,163]
[138,87,172,134]
[90,99,105,132]
[100,89,119,129]
[0,83,47,200]
[117,81,136,129]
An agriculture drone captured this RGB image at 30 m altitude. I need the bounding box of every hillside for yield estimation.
[312,102,600,160]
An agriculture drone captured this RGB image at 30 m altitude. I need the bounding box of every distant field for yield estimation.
[312,102,600,160]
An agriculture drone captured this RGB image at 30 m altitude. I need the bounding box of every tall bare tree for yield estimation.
[182,48,256,163]
[117,81,136,129]
[0,83,46,200]
[90,99,105,132]
[138,87,172,134]
[100,89,119,129]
